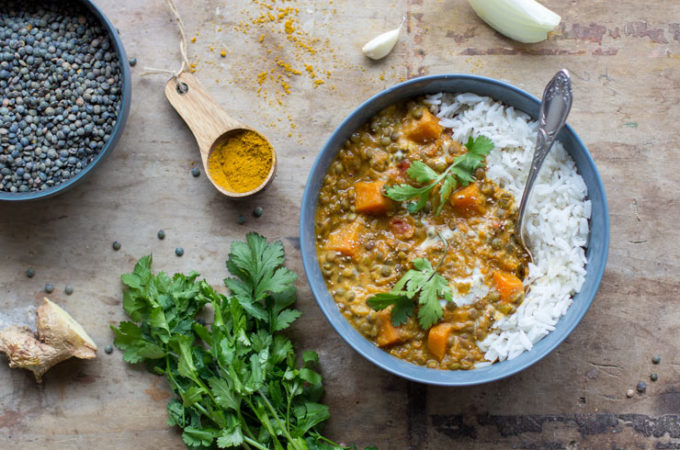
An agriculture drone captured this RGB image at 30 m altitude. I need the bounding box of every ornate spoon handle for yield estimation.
[516,69,573,258]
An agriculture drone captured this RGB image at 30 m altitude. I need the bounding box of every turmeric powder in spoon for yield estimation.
[207,130,274,193]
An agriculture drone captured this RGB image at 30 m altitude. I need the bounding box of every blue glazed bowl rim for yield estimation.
[0,0,132,202]
[300,74,609,386]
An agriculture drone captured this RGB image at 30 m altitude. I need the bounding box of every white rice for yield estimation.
[427,93,591,363]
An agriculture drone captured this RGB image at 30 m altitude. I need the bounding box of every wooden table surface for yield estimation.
[1,0,679,448]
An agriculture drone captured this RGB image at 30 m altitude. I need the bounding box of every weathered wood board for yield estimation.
[1,0,680,448]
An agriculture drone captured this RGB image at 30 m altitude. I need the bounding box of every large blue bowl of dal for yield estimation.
[300,74,609,386]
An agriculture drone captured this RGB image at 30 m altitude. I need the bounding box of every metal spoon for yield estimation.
[516,69,573,262]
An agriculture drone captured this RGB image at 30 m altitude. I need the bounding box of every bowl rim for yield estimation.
[0,0,132,202]
[300,74,610,386]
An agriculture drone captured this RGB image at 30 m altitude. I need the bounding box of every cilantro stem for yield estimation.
[434,232,449,273]
[258,389,302,450]
[246,398,284,450]
[243,436,269,450]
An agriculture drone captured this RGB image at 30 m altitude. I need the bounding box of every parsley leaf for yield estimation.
[366,247,453,330]
[112,234,370,450]
[384,135,494,215]
[406,160,438,183]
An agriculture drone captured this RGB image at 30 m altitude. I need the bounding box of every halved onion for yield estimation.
[468,0,561,44]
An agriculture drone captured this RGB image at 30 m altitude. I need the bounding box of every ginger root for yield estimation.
[0,298,97,382]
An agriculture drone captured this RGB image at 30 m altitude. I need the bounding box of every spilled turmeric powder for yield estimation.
[207,130,273,193]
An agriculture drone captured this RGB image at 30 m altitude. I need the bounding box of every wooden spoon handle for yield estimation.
[164,72,242,159]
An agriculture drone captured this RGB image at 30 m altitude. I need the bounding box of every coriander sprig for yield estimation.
[385,135,494,215]
[112,233,376,450]
[367,236,453,330]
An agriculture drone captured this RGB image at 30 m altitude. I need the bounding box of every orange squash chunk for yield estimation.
[450,183,485,216]
[376,310,402,347]
[355,181,390,214]
[427,323,454,361]
[326,221,362,257]
[492,271,524,303]
[404,109,443,143]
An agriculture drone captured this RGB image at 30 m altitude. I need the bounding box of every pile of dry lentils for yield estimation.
[0,0,122,193]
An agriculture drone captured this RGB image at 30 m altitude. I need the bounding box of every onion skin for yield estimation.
[468,0,561,44]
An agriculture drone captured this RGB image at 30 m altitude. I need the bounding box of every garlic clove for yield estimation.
[362,19,403,60]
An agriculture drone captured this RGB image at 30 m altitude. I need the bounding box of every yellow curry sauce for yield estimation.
[314,98,530,370]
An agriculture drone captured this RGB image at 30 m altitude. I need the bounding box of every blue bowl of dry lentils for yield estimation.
[0,0,131,201]
[300,74,609,386]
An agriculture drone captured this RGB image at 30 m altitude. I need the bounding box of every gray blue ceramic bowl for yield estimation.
[0,0,131,202]
[300,74,609,386]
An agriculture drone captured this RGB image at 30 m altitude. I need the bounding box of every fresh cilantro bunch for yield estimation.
[367,252,452,330]
[112,233,370,450]
[385,135,494,215]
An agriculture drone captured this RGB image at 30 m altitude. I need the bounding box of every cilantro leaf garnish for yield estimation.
[111,233,374,450]
[367,237,453,330]
[384,135,494,215]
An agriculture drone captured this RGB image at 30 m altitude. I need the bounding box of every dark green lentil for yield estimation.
[652,355,661,364]
[104,344,113,354]
[25,268,35,278]
[44,282,54,293]
[64,285,73,295]
[636,381,647,393]
[650,373,658,382]
[112,240,121,251]
[253,206,263,218]
[237,214,246,225]
[175,247,184,257]
[157,229,165,240]
[0,1,123,193]
[191,167,200,177]
[128,57,136,67]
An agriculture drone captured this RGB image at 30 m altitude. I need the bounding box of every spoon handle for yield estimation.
[165,72,243,160]
[516,69,573,237]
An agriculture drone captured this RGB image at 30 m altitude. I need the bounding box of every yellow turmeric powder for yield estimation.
[207,130,273,193]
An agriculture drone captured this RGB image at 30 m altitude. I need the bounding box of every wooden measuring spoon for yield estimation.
[164,72,277,198]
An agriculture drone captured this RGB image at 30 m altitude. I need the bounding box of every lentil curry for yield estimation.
[314,98,530,370]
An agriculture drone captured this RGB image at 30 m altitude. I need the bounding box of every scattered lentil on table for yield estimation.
[175,247,184,257]
[64,285,73,295]
[0,1,123,194]
[652,355,661,364]
[237,214,246,225]
[253,206,263,218]
[637,381,647,393]
[128,57,136,67]
[157,229,165,240]
[44,282,53,293]
[191,167,200,177]
[112,240,121,251]
[104,344,113,354]
[650,373,658,382]
[626,389,635,398]
[25,268,34,278]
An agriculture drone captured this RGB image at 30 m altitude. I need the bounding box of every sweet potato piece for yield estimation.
[355,181,390,214]
[427,323,454,361]
[450,183,486,216]
[326,221,362,257]
[376,310,401,347]
[404,109,443,143]
[492,271,524,303]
